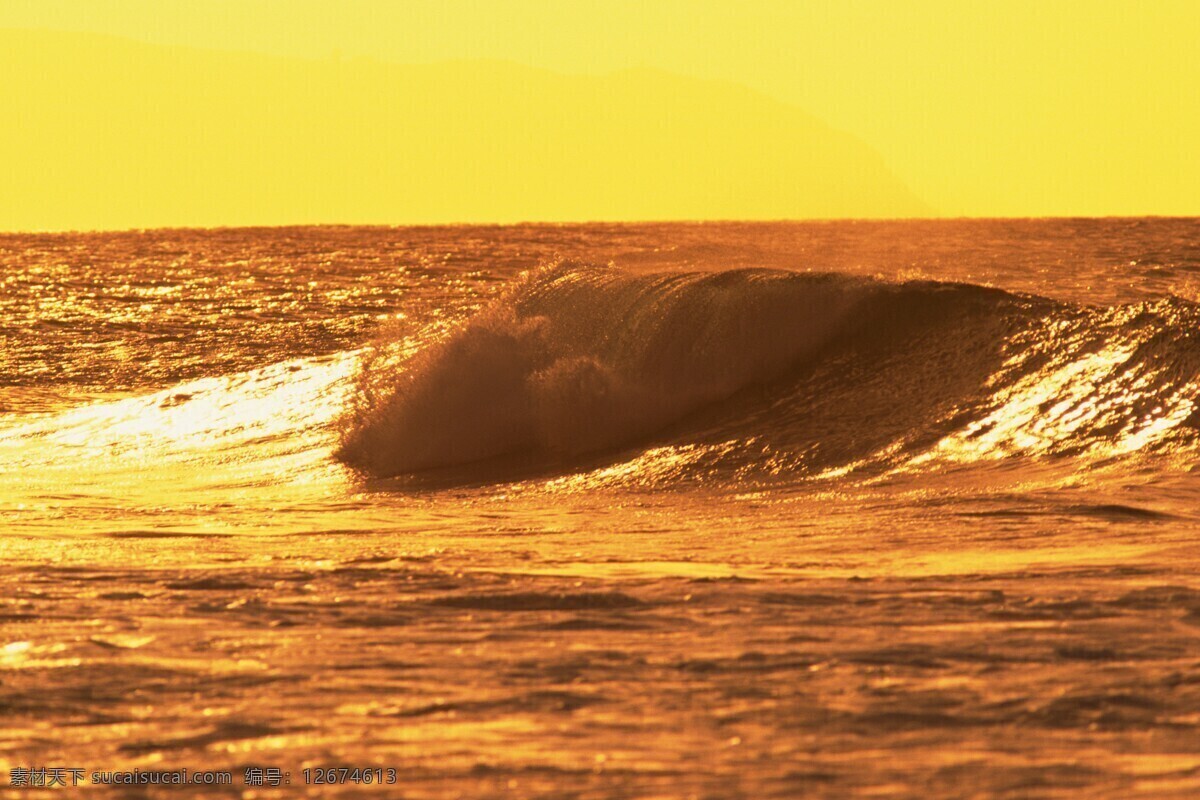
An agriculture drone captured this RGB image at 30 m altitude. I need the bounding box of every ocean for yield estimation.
[3,219,1200,797]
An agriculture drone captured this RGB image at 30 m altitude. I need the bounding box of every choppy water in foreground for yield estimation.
[4,220,1200,798]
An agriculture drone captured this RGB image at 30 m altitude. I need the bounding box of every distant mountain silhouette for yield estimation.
[0,30,930,230]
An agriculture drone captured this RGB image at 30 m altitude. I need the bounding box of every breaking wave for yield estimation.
[336,262,1200,481]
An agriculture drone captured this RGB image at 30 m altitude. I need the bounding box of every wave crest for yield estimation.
[337,261,1200,483]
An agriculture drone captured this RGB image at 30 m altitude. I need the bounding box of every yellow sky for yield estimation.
[2,0,1198,228]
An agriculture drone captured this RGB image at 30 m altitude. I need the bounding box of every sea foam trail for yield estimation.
[337,262,874,475]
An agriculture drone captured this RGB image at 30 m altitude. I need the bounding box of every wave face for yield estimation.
[337,262,874,474]
[337,262,1200,481]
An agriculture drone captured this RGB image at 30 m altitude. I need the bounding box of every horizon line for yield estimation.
[3,214,1198,237]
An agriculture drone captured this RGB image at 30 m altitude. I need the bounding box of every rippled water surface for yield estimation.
[4,220,1200,798]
